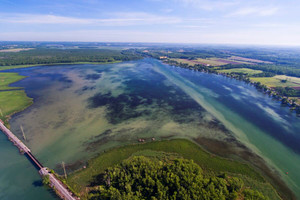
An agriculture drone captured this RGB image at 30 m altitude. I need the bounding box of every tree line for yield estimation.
[89,156,268,200]
[0,49,142,66]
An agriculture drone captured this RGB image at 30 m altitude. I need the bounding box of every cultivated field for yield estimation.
[228,56,273,64]
[170,56,269,67]
[250,75,300,88]
[218,68,263,75]
[275,75,300,85]
[195,58,227,66]
[0,48,34,52]
[171,58,228,66]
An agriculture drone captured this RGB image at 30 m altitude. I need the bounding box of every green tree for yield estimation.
[88,156,268,200]
[42,175,50,185]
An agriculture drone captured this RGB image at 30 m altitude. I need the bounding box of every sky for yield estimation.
[1,0,300,46]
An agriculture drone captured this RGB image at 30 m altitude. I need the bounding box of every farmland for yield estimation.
[228,56,273,64]
[250,75,300,88]
[218,68,263,75]
[170,58,231,67]
[0,48,34,52]
[195,58,227,66]
[169,56,269,67]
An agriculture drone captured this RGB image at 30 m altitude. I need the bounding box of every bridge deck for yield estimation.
[0,121,77,200]
[0,121,30,153]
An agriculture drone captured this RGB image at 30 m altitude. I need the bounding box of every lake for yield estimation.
[1,58,300,199]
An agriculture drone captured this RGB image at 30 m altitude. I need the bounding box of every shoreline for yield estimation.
[0,60,123,126]
[0,73,33,127]
[0,61,122,71]
[163,59,300,117]
[1,60,296,199]
[64,138,287,200]
[194,136,295,200]
[155,58,297,199]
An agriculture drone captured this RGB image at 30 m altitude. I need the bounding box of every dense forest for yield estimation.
[0,49,142,66]
[89,156,267,200]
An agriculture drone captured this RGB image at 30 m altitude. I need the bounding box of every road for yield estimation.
[0,120,77,200]
[0,121,30,153]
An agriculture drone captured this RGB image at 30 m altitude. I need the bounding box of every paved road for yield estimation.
[40,168,77,200]
[0,121,30,153]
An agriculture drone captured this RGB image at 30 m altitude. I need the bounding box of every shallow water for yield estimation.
[1,58,300,199]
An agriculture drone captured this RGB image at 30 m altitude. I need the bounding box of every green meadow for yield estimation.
[218,68,263,75]
[66,139,279,199]
[250,75,300,88]
[0,73,32,126]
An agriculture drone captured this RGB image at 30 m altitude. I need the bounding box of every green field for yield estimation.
[171,58,227,67]
[218,68,263,75]
[0,73,33,125]
[195,58,227,66]
[275,75,300,85]
[250,75,300,88]
[66,139,279,199]
[171,58,198,66]
[0,90,32,125]
[0,72,25,90]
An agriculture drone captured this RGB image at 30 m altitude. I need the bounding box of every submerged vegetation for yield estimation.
[0,47,142,126]
[89,156,267,200]
[147,47,300,116]
[67,139,279,200]
[0,43,298,199]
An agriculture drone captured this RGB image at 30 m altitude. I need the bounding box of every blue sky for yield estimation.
[1,0,300,46]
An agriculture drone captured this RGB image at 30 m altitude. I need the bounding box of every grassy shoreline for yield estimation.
[0,60,295,199]
[0,60,122,126]
[0,73,33,127]
[66,139,281,200]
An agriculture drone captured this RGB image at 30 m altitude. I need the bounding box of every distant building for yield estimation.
[159,56,168,59]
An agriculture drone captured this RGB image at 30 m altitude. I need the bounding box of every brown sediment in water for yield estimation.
[194,137,296,200]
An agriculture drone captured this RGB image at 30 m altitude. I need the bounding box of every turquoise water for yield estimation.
[0,133,57,200]
[0,58,299,199]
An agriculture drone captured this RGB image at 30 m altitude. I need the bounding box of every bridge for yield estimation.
[0,120,78,200]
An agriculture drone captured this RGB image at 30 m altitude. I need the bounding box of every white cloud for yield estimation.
[178,25,208,29]
[0,14,91,24]
[175,0,239,11]
[103,12,181,25]
[228,7,279,17]
[1,27,300,46]
[0,12,182,26]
